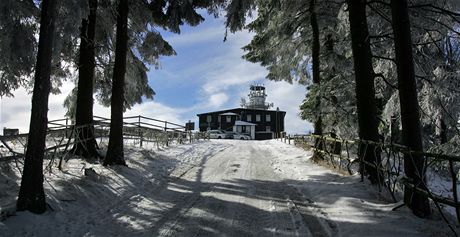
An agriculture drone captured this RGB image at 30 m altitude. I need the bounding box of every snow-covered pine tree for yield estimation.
[299,3,358,140]
[390,0,431,217]
[104,0,216,165]
[72,0,99,159]
[309,0,324,159]
[371,0,460,151]
[409,1,460,151]
[346,0,383,184]
[16,0,57,214]
[68,0,177,159]
[0,0,90,97]
[104,0,129,166]
[0,0,38,97]
[241,1,347,158]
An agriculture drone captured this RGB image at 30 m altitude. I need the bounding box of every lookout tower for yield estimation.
[197,83,285,140]
[241,84,273,110]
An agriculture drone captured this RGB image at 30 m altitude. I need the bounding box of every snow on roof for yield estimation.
[234,120,256,126]
[196,108,286,116]
[219,112,239,116]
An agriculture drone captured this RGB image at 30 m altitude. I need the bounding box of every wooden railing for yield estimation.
[282,134,460,234]
[0,115,208,163]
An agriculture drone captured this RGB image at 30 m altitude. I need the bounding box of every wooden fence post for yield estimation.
[138,115,143,148]
[65,117,69,137]
[164,121,168,146]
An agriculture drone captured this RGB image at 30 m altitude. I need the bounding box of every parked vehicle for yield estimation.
[207,130,229,139]
[225,131,251,140]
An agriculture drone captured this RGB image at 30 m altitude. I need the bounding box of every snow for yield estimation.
[269,140,457,236]
[234,120,257,126]
[0,140,457,236]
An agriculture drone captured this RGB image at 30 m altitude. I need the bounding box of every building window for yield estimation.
[247,114,252,121]
[266,126,271,132]
[256,114,261,122]
[226,116,231,123]
[266,114,271,122]
[206,115,211,123]
[218,116,221,123]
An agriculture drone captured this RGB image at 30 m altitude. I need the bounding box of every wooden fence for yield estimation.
[281,134,460,234]
[0,115,209,164]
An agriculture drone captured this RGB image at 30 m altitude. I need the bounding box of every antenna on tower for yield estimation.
[241,83,274,110]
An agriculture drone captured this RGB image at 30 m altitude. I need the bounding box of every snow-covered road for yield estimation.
[0,140,456,236]
[149,141,331,236]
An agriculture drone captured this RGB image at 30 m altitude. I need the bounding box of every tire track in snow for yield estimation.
[153,141,336,237]
[66,142,231,237]
[148,144,232,236]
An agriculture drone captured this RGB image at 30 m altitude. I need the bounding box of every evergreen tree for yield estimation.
[72,0,99,159]
[0,0,38,97]
[103,0,209,165]
[390,0,431,217]
[104,0,129,166]
[346,0,382,184]
[17,0,57,213]
[309,0,323,159]
[301,3,357,140]
[241,1,334,154]
[1,0,89,97]
[67,0,178,159]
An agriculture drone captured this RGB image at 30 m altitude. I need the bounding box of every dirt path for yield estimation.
[149,141,333,237]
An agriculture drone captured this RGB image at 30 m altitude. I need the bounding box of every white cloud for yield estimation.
[0,88,32,134]
[122,101,185,125]
[208,93,229,108]
[264,81,312,134]
[201,61,266,95]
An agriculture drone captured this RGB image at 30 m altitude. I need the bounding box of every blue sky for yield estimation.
[0,13,312,134]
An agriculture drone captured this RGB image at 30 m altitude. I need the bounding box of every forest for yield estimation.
[0,0,459,225]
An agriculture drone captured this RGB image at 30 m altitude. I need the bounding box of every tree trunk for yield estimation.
[73,0,99,159]
[439,118,447,144]
[310,0,323,160]
[390,0,431,217]
[104,0,128,166]
[16,0,57,214]
[347,0,382,184]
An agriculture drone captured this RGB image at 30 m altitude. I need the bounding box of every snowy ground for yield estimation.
[0,140,457,236]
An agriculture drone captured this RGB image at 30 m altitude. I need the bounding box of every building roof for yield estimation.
[234,120,256,126]
[197,107,286,116]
